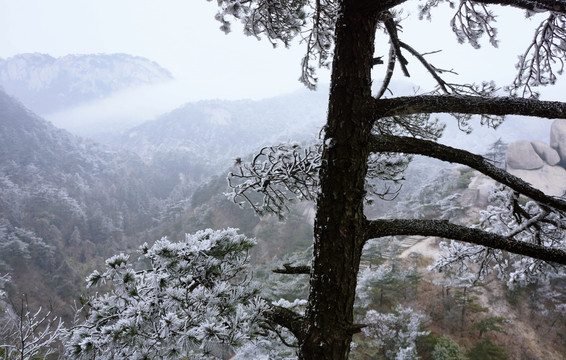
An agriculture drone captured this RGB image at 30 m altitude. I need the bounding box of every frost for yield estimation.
[272,298,308,309]
[507,15,566,97]
[430,184,566,286]
[64,229,264,359]
[361,305,429,360]
[0,282,64,360]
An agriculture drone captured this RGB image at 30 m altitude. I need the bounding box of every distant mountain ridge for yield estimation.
[110,90,328,172]
[0,53,173,113]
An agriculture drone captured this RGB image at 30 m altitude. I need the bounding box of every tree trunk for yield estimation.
[299,2,377,359]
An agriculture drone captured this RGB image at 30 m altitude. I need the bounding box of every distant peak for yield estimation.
[0,53,173,113]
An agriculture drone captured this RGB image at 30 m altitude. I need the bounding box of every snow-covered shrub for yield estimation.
[361,305,429,360]
[65,228,264,359]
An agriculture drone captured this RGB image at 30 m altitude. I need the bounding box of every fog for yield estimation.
[3,1,562,150]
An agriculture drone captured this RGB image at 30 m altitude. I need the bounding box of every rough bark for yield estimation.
[372,94,566,119]
[301,2,377,359]
[263,304,307,343]
[366,219,566,265]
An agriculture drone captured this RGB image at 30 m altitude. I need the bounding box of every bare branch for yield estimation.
[399,41,450,93]
[373,94,566,119]
[365,218,566,265]
[272,263,311,274]
[375,44,396,99]
[369,134,566,213]
[383,15,410,77]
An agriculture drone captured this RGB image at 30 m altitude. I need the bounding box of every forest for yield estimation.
[2,0,566,359]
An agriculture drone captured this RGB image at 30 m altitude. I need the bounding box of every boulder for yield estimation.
[531,140,561,166]
[508,164,566,197]
[506,140,544,170]
[550,119,566,164]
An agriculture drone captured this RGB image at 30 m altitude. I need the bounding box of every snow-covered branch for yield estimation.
[361,305,429,360]
[0,294,64,360]
[226,140,415,218]
[227,142,321,218]
[429,185,566,284]
[369,134,566,213]
[509,14,566,97]
[365,218,566,265]
[64,229,265,359]
[472,0,566,15]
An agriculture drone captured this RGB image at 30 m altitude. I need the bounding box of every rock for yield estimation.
[531,141,561,166]
[468,173,495,207]
[550,119,566,164]
[508,164,566,197]
[506,140,544,170]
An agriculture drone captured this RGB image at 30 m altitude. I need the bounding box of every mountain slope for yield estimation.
[110,89,328,173]
[0,90,173,317]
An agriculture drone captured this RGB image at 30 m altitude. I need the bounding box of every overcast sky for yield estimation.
[2,0,557,97]
[0,0,318,101]
[1,0,564,136]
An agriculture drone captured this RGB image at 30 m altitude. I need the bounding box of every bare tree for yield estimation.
[212,1,566,359]
[0,293,63,360]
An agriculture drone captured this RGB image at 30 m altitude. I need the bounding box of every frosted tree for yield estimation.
[64,228,266,360]
[0,273,8,299]
[209,0,566,359]
[431,184,566,287]
[361,305,429,360]
[484,138,508,169]
[0,280,64,360]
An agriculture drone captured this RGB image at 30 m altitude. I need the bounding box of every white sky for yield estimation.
[0,0,316,101]
[1,0,565,135]
[2,0,558,97]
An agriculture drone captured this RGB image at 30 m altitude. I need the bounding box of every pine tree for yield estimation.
[65,229,264,359]
[214,1,566,358]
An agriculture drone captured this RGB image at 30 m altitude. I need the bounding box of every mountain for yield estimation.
[0,53,173,114]
[0,86,325,319]
[0,89,179,318]
[107,89,328,174]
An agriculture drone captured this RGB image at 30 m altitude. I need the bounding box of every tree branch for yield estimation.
[356,0,410,13]
[372,94,566,119]
[263,303,307,342]
[398,41,450,93]
[369,134,566,213]
[472,0,566,15]
[384,16,410,77]
[365,219,566,265]
[272,263,311,274]
[375,44,396,99]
